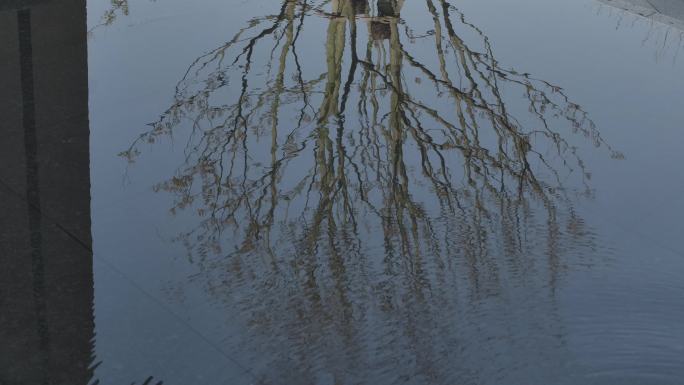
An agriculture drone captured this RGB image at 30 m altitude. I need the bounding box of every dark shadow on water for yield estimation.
[0,1,94,384]
[0,3,166,384]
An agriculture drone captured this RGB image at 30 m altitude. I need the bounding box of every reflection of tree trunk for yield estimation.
[261,0,297,259]
[317,1,348,190]
[371,0,403,39]
[320,2,347,121]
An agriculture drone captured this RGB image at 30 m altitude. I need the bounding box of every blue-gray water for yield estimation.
[1,0,684,384]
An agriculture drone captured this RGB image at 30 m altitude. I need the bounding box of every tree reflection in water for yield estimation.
[122,0,621,383]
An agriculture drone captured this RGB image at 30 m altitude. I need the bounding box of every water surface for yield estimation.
[2,0,684,384]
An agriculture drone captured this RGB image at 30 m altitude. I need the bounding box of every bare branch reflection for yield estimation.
[122,0,621,383]
[88,0,129,34]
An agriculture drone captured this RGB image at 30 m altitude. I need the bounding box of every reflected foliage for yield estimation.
[90,0,158,33]
[122,0,621,383]
[90,0,129,32]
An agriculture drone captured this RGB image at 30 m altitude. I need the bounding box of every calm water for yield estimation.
[2,0,684,384]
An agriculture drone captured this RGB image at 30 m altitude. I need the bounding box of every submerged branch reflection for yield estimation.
[122,0,621,382]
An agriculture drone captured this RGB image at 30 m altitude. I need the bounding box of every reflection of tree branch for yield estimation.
[88,0,136,35]
[122,1,620,382]
[122,0,617,279]
[123,0,615,285]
